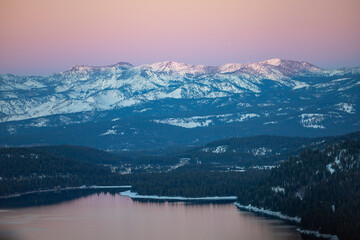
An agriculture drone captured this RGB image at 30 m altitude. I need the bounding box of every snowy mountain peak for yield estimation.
[218,63,244,73]
[140,61,210,75]
[146,61,196,71]
[68,65,93,72]
[262,58,282,66]
[259,58,320,70]
[1,58,358,124]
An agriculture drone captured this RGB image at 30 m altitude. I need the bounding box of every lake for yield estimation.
[0,190,303,240]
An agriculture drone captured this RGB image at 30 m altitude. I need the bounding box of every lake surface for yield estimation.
[0,190,303,240]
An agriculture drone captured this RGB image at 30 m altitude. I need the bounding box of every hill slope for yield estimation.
[1,59,359,150]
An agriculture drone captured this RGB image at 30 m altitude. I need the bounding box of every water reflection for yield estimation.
[0,191,303,240]
[0,189,120,209]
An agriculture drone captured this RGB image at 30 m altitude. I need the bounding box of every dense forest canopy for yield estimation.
[0,132,359,239]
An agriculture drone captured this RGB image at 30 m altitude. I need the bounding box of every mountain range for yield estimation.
[1,59,359,150]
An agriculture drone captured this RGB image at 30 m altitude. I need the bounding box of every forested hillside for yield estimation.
[236,140,360,240]
[0,147,126,195]
[180,131,360,166]
[32,145,129,165]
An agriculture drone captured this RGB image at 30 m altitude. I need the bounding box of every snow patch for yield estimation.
[6,125,17,134]
[153,117,213,128]
[28,118,49,127]
[262,58,282,67]
[252,147,272,156]
[226,113,260,123]
[326,163,335,174]
[264,121,278,125]
[292,81,309,90]
[336,103,355,114]
[100,129,117,136]
[300,114,326,129]
[212,145,228,154]
[271,186,285,194]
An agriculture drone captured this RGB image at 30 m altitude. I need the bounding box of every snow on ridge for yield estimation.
[300,113,326,129]
[264,121,278,125]
[332,77,349,82]
[0,59,353,123]
[292,81,310,90]
[212,145,228,154]
[120,190,237,201]
[139,61,210,76]
[153,117,213,128]
[252,147,272,156]
[218,63,244,73]
[233,202,301,223]
[27,118,49,127]
[153,113,259,128]
[261,58,282,66]
[336,103,355,114]
[226,113,260,123]
[100,129,117,136]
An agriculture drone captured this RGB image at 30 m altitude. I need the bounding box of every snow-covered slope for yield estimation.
[0,59,359,150]
[0,59,329,122]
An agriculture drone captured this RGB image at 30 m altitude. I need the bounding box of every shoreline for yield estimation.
[233,202,301,223]
[120,190,237,201]
[233,202,339,240]
[0,188,341,239]
[0,185,132,200]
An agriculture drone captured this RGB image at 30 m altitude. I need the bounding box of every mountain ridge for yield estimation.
[1,58,359,150]
[0,58,357,123]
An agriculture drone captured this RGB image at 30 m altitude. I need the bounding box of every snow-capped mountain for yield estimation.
[0,59,359,150]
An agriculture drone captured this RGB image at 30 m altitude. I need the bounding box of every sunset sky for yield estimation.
[0,0,359,75]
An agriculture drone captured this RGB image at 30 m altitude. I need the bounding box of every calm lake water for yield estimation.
[0,190,303,240]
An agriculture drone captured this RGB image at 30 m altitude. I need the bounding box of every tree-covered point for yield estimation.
[128,170,268,197]
[237,140,360,240]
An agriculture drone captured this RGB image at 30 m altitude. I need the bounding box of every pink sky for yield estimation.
[0,0,359,75]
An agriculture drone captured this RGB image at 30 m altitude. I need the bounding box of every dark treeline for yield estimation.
[181,131,360,166]
[32,145,130,165]
[0,189,120,209]
[236,140,360,240]
[0,147,127,195]
[127,170,267,197]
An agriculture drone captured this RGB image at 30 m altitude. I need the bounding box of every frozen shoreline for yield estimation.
[233,202,301,223]
[234,202,339,240]
[0,185,132,200]
[120,190,237,201]
[296,228,339,240]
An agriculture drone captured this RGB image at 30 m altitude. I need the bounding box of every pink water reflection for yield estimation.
[0,193,302,240]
